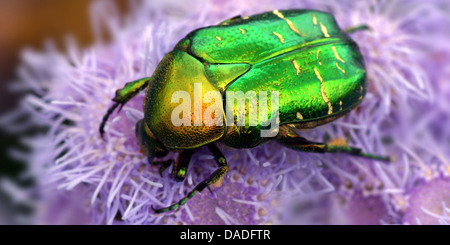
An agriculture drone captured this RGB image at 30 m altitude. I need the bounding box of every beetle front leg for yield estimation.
[276,125,391,162]
[99,77,151,138]
[152,143,228,214]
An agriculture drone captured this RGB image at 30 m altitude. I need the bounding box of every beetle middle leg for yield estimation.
[276,125,391,162]
[152,143,228,214]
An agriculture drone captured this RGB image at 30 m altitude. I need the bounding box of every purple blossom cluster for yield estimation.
[2,0,450,225]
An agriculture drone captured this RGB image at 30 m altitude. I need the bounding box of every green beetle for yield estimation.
[100,9,390,213]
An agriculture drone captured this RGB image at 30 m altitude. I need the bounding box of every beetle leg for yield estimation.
[152,143,228,214]
[99,102,121,139]
[345,24,371,34]
[276,125,391,162]
[99,77,151,138]
[171,149,196,182]
[150,159,174,177]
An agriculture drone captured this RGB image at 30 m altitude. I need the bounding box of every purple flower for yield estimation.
[2,0,450,225]
[403,177,450,225]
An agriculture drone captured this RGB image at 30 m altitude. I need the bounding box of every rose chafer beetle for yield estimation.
[100,9,390,213]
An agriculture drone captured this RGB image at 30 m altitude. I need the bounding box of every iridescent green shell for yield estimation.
[145,9,366,149]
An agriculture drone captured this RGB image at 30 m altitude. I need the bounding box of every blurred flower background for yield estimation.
[0,0,449,225]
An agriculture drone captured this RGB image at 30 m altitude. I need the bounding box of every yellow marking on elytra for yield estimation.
[216,36,222,41]
[339,100,343,111]
[243,16,249,19]
[285,19,302,35]
[272,32,285,44]
[273,9,303,36]
[316,49,322,65]
[331,46,346,63]
[312,14,317,25]
[273,9,285,19]
[238,28,245,34]
[335,62,346,75]
[314,67,333,115]
[292,60,301,75]
[297,111,303,120]
[319,22,330,37]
